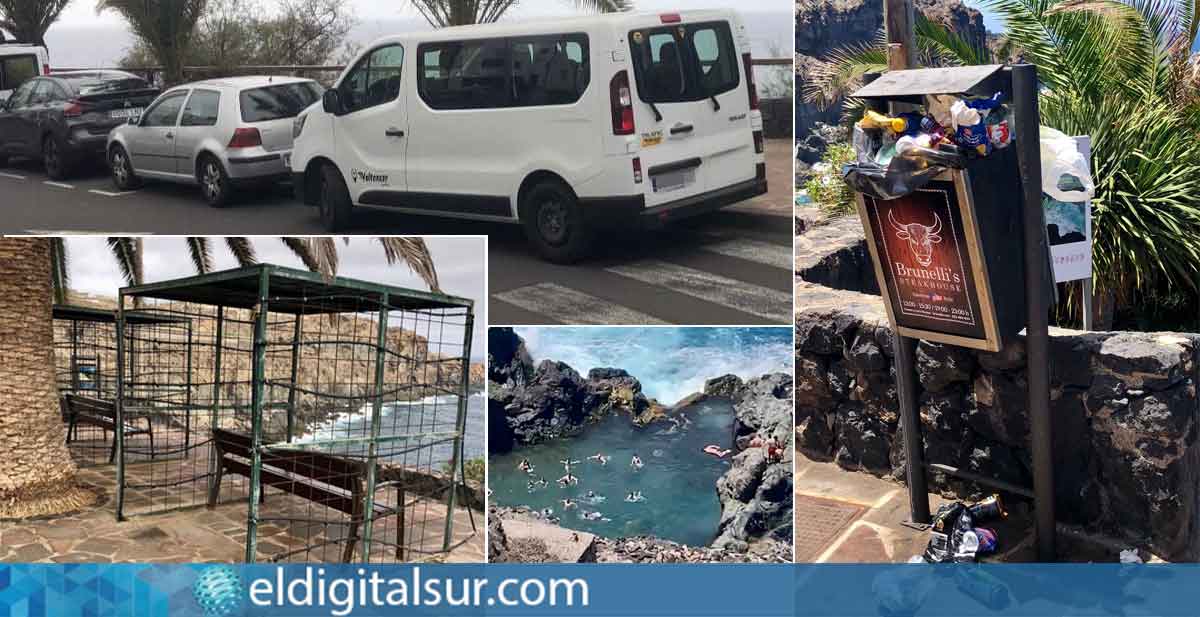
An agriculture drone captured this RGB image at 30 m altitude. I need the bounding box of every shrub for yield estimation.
[802,143,857,217]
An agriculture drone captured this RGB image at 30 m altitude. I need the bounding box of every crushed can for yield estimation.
[968,494,1007,521]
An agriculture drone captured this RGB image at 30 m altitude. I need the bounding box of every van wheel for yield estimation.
[318,163,353,231]
[521,181,592,264]
[43,136,70,180]
[198,155,231,208]
[109,145,141,191]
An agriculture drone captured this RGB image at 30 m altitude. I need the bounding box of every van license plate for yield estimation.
[110,108,142,119]
[652,168,694,193]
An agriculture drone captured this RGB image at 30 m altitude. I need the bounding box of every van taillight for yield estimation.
[228,127,262,148]
[42,64,50,76]
[742,53,759,111]
[660,13,682,23]
[633,157,643,184]
[610,71,635,136]
[753,130,764,154]
[63,99,84,117]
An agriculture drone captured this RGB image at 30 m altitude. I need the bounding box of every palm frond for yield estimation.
[280,237,320,272]
[106,237,141,287]
[186,237,213,274]
[566,0,632,13]
[49,237,68,304]
[376,237,441,292]
[224,237,257,267]
[914,12,991,65]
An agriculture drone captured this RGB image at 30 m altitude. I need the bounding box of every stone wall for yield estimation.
[760,97,795,140]
[794,280,1200,560]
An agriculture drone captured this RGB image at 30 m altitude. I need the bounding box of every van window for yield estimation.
[510,34,589,106]
[629,21,740,104]
[338,45,403,114]
[240,82,322,122]
[418,39,511,110]
[181,89,221,126]
[0,55,38,91]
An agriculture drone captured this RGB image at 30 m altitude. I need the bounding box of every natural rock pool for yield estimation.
[489,398,735,547]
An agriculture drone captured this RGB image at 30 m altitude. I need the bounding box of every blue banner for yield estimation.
[0,563,1198,616]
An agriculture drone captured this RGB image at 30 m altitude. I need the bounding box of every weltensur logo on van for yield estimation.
[351,169,389,185]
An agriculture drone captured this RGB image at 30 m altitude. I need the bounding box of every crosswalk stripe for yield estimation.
[493,283,668,325]
[698,236,793,270]
[43,181,74,189]
[605,260,792,321]
[0,172,26,180]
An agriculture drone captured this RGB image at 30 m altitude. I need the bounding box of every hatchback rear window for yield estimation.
[0,55,38,90]
[63,75,152,96]
[239,82,322,122]
[628,21,739,104]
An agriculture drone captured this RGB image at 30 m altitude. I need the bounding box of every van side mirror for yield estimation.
[322,90,343,115]
[127,115,140,125]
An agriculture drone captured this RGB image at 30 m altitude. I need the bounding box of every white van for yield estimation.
[291,10,767,262]
[0,41,49,104]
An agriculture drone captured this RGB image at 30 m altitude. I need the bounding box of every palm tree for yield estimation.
[3,236,438,518]
[803,0,1200,327]
[409,0,631,28]
[0,0,73,48]
[97,0,208,85]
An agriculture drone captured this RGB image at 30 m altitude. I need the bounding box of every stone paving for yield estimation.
[794,452,1163,563]
[0,462,484,564]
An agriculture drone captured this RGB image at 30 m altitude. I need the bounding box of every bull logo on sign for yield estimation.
[888,210,942,267]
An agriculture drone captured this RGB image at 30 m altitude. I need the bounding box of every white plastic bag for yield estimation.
[1040,126,1095,203]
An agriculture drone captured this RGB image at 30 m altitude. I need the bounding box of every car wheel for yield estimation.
[198,155,231,208]
[109,145,141,191]
[318,163,353,231]
[521,180,592,264]
[42,136,70,180]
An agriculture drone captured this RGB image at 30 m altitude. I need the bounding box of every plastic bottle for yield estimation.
[858,110,906,133]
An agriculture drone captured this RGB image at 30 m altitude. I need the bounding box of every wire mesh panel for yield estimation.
[115,265,475,564]
[53,306,192,468]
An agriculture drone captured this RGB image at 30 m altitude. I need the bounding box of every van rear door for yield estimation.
[624,13,757,208]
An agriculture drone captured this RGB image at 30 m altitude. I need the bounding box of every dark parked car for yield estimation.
[0,70,159,179]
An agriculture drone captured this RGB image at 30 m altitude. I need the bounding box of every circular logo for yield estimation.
[193,565,244,617]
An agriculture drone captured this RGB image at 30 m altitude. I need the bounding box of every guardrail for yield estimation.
[53,58,793,85]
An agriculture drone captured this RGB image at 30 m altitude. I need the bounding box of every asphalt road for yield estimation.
[0,146,793,326]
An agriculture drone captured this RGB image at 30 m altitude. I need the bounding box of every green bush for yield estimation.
[445,458,485,485]
[802,143,857,217]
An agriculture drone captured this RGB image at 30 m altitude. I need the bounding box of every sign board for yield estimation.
[855,170,1002,351]
[1044,136,1092,283]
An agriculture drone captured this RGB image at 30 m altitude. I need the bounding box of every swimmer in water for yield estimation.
[533,476,548,488]
[527,480,536,492]
[557,474,579,487]
[518,458,534,474]
[561,498,577,510]
[624,491,645,503]
[703,444,733,458]
[581,510,607,521]
[631,455,644,469]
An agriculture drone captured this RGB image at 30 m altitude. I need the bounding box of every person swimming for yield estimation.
[582,490,606,504]
[624,491,645,503]
[527,480,536,492]
[533,476,548,488]
[581,510,608,522]
[561,498,578,510]
[557,474,579,487]
[631,455,644,469]
[518,459,535,474]
[560,458,580,474]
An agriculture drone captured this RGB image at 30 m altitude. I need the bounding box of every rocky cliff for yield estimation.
[795,0,989,137]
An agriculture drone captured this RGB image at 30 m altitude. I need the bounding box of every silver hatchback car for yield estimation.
[107,75,323,207]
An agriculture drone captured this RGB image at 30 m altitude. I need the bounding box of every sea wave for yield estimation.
[516,327,791,405]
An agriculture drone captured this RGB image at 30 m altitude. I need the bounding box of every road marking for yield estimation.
[43,181,74,189]
[89,189,136,197]
[699,237,793,270]
[493,282,668,325]
[0,172,26,180]
[605,260,792,321]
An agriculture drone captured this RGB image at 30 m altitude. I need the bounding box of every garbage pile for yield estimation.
[918,494,1007,563]
[844,92,1014,199]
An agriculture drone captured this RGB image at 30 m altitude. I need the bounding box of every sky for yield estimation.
[63,236,487,360]
[44,0,792,67]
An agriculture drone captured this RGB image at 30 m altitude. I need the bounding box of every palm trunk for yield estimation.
[0,239,96,518]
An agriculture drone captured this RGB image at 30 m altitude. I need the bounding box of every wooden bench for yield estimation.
[61,393,154,463]
[207,428,405,562]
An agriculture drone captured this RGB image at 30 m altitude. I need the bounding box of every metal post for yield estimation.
[185,321,193,452]
[209,307,224,502]
[1013,63,1056,562]
[70,320,79,392]
[245,269,270,563]
[286,316,302,443]
[443,310,475,551]
[360,298,390,563]
[115,293,127,522]
[894,334,930,524]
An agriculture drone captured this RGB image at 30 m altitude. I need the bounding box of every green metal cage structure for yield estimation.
[53,304,193,468]
[113,265,476,563]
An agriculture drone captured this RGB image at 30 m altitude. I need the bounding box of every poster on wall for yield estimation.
[1044,136,1093,283]
[857,176,1000,351]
